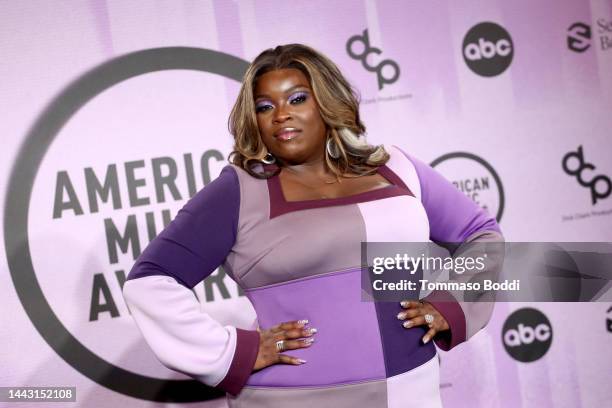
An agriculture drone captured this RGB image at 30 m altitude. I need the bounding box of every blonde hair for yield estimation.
[228,44,389,179]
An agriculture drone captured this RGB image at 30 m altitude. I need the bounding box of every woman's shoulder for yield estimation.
[382,144,419,164]
[380,144,423,198]
[223,162,270,179]
[219,163,271,213]
[182,164,241,214]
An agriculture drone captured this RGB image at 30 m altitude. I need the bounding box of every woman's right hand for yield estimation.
[253,320,317,371]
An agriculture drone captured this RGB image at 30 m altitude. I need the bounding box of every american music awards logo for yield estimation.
[431,152,504,222]
[4,47,250,402]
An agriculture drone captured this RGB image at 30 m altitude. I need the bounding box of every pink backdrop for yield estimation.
[2,1,611,407]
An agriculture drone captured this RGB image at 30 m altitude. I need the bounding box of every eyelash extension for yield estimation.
[288,91,308,104]
[255,103,272,113]
[255,91,308,113]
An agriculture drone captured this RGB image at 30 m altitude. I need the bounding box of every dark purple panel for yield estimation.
[374,301,436,378]
[217,328,260,396]
[424,290,467,351]
[126,165,240,288]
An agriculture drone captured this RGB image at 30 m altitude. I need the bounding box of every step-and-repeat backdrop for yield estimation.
[2,1,611,407]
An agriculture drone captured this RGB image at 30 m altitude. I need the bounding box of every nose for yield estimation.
[272,103,291,124]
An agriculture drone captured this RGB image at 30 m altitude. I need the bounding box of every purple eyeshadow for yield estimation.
[288,91,308,103]
[256,101,272,110]
[255,91,308,112]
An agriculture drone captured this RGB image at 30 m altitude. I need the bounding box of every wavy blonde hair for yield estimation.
[228,44,389,179]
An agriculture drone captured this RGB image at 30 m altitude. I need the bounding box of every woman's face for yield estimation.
[254,68,327,165]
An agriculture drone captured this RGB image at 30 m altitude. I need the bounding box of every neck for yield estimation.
[279,156,333,178]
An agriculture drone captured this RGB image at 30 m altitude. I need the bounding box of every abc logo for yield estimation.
[463,22,514,77]
[502,308,552,362]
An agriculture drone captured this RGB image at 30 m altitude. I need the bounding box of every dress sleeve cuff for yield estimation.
[423,290,466,351]
[216,328,260,396]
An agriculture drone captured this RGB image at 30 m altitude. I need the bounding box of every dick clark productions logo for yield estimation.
[503,308,553,362]
[463,22,513,77]
[346,29,400,90]
[4,47,248,402]
[562,145,611,205]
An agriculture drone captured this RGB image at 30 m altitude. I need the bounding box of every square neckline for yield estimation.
[265,164,414,218]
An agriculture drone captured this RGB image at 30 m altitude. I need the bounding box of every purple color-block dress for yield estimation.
[123,145,503,407]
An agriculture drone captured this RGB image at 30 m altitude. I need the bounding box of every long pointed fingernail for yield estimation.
[397,312,405,320]
[422,336,430,344]
[400,301,409,308]
[298,319,309,325]
[308,327,318,334]
[403,321,413,328]
[303,338,315,345]
[297,359,307,364]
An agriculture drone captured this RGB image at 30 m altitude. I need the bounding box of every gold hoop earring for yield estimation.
[262,152,276,164]
[326,137,340,159]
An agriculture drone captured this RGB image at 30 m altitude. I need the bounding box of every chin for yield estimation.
[273,146,310,163]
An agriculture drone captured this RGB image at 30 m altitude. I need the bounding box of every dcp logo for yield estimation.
[502,308,552,363]
[562,145,611,205]
[347,29,400,90]
[567,22,592,52]
[463,22,513,77]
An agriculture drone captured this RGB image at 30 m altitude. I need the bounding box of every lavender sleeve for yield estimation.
[122,165,259,396]
[407,154,501,244]
[397,147,504,351]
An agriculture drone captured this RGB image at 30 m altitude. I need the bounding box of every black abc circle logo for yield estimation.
[502,308,552,362]
[463,22,513,77]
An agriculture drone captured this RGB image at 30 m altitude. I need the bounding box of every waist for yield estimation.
[245,268,435,387]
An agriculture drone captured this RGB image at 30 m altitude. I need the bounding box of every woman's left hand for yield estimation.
[397,300,449,344]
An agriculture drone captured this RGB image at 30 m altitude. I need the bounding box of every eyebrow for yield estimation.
[254,84,310,100]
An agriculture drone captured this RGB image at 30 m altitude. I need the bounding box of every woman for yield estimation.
[123,44,503,407]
